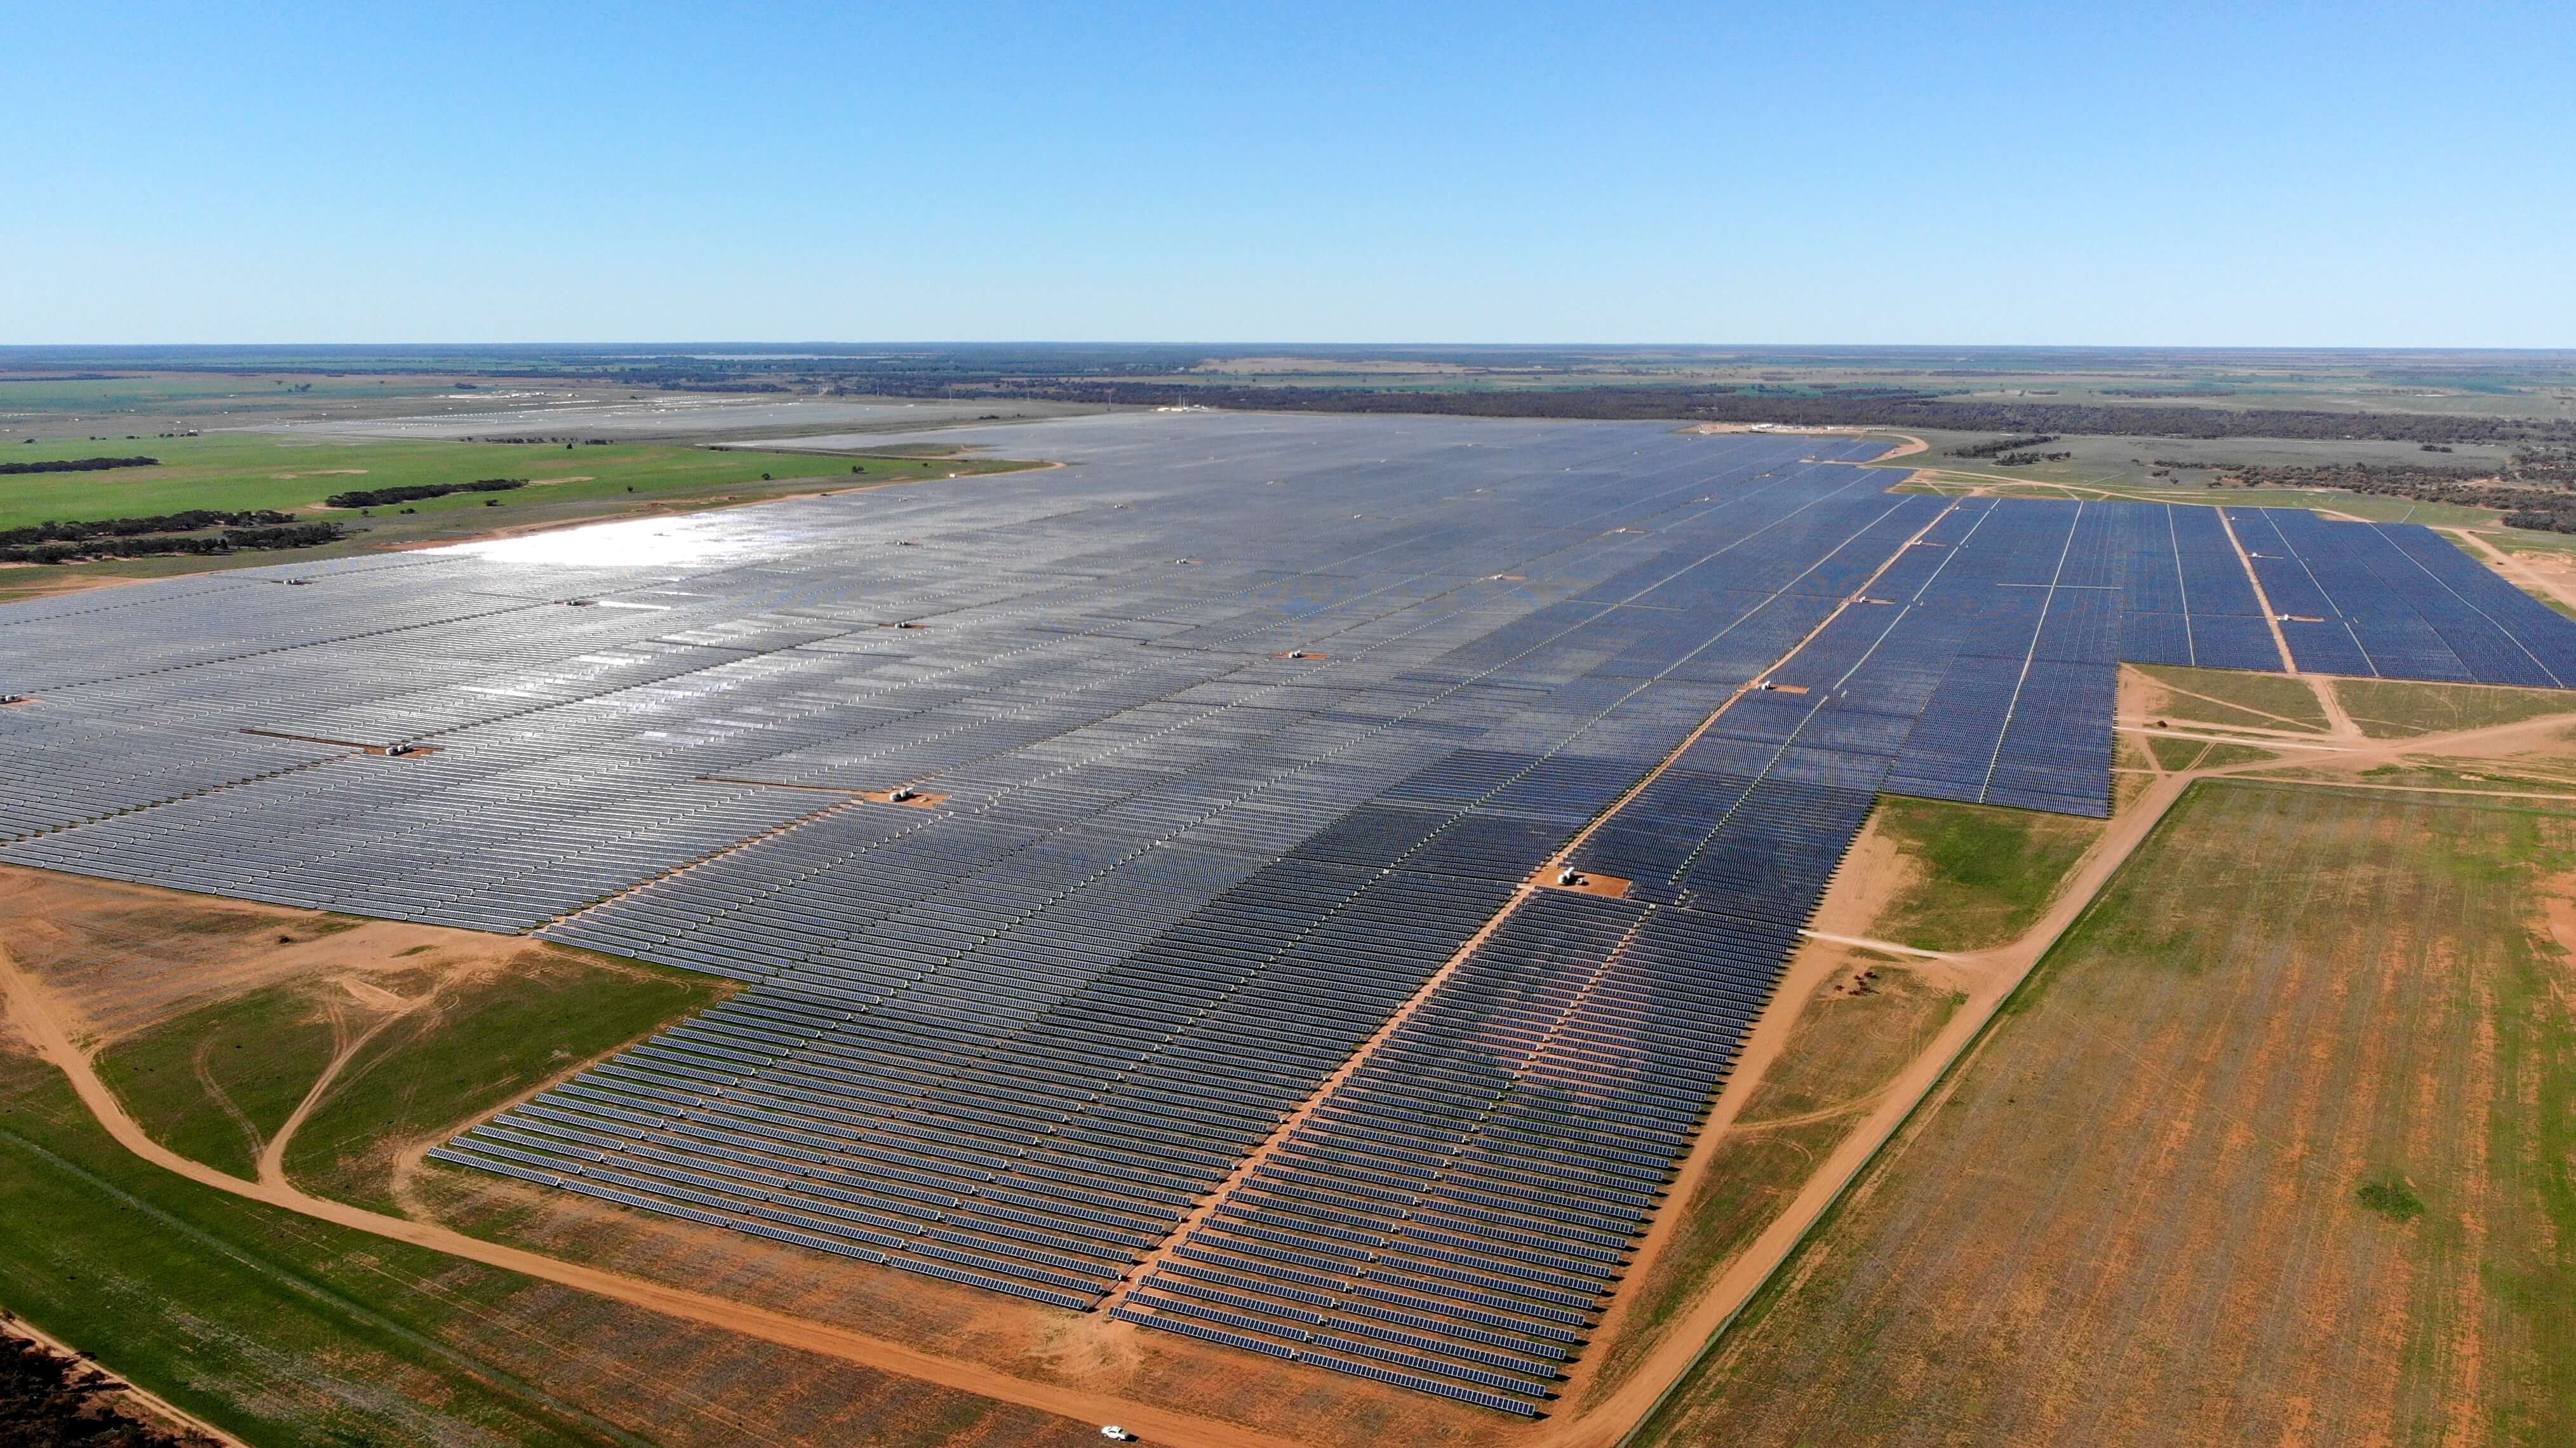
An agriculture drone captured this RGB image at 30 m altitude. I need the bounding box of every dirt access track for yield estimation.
[7,676,2574,1447]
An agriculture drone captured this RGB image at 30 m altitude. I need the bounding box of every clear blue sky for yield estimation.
[7,1,2570,346]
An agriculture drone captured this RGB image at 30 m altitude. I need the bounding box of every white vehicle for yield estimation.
[1099,1429,1135,1443]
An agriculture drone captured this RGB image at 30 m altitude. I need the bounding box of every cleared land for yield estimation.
[1637,779,2576,1447]
[0,373,1089,444]
[1,373,480,439]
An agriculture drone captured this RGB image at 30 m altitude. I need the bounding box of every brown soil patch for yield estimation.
[859,788,949,807]
[1808,809,1918,940]
[2453,528,2576,615]
[0,866,528,1043]
[0,568,131,603]
[1536,867,1632,898]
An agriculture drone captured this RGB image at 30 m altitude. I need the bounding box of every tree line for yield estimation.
[1,522,342,564]
[0,455,159,475]
[1948,434,2058,459]
[0,509,297,546]
[2149,448,2576,530]
[325,479,525,508]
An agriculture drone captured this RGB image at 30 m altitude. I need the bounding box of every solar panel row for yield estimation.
[2229,507,2576,685]
[451,448,1948,1300]
[1113,500,1972,1404]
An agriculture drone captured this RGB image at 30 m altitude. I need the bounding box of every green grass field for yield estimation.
[95,981,344,1181]
[2143,735,2279,771]
[0,432,995,530]
[2195,741,2277,768]
[1639,781,2576,1447]
[2135,662,2327,731]
[1864,796,2102,952]
[282,951,727,1211]
[2486,528,2576,558]
[1,1042,1094,1448]
[0,434,1041,602]
[88,942,724,1210]
[2335,678,2576,739]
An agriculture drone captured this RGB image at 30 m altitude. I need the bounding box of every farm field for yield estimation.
[1637,778,2576,1447]
[4,433,771,526]
[2336,677,2576,739]
[0,433,1042,601]
[0,432,1033,530]
[0,372,476,438]
[0,370,1104,446]
[1137,351,2576,422]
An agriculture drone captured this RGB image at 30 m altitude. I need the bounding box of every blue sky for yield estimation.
[6,1,2570,345]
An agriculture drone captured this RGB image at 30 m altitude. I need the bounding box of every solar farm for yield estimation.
[5,410,2572,1420]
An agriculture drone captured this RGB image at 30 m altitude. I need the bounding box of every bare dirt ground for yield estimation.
[2450,527,2576,614]
[0,565,133,603]
[0,866,524,1043]
[1681,424,1927,460]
